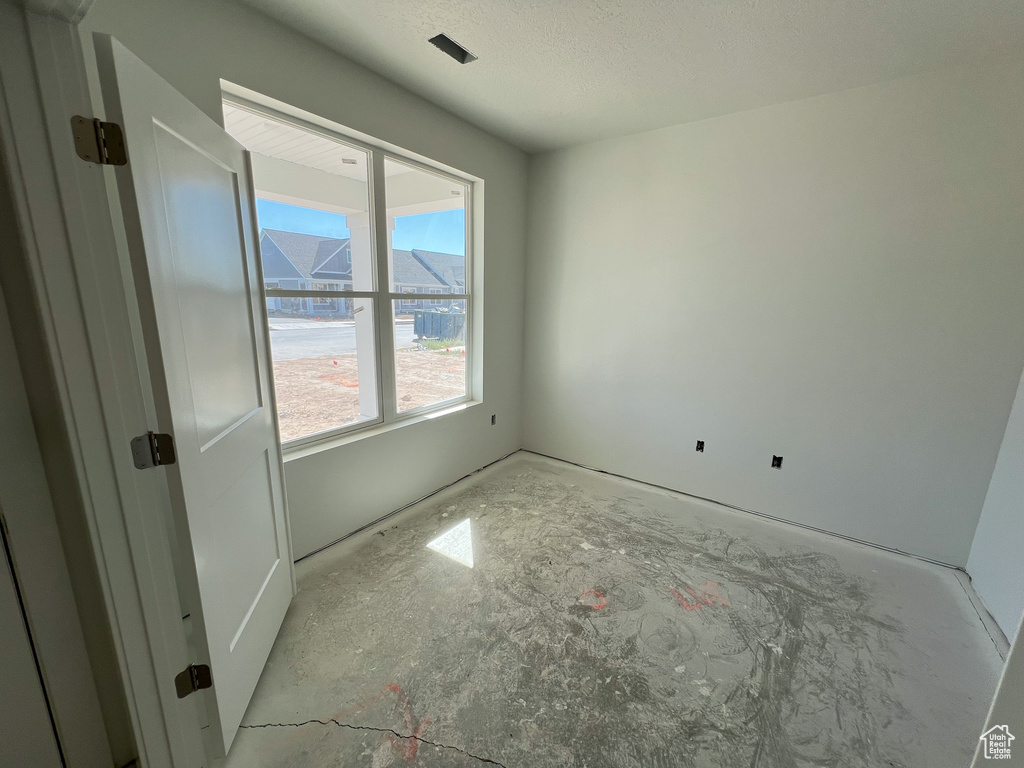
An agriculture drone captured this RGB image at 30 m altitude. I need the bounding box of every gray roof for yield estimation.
[312,242,352,279]
[260,228,463,290]
[393,249,444,288]
[261,229,350,281]
[259,232,304,280]
[412,249,465,289]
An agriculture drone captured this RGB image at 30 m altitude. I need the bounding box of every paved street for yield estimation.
[268,318,416,361]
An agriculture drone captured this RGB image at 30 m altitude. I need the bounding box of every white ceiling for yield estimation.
[223,103,415,179]
[224,103,368,179]
[238,0,1024,153]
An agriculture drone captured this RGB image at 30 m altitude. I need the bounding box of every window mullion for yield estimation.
[371,151,398,423]
[386,293,465,300]
[265,289,376,299]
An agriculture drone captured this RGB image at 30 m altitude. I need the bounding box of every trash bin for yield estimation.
[414,310,466,342]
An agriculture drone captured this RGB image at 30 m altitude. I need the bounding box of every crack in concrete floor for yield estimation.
[240,720,508,767]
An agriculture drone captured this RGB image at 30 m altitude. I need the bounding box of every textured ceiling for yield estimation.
[237,0,1024,153]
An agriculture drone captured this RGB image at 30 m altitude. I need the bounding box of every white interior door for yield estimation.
[95,36,294,758]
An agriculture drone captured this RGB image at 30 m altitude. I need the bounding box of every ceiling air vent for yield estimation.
[428,33,478,64]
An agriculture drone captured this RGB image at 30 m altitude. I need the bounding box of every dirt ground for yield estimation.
[273,347,467,442]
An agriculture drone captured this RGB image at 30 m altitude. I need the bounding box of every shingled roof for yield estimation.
[261,229,351,281]
[393,249,445,288]
[259,231,304,281]
[410,249,465,290]
[260,229,464,290]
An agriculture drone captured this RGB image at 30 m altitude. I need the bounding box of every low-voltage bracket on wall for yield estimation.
[71,115,127,166]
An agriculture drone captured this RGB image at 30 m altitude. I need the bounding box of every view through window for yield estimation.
[223,100,473,445]
[386,157,468,412]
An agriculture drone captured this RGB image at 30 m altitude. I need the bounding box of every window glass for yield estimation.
[385,158,467,295]
[266,294,378,442]
[253,194,379,440]
[225,98,474,445]
[393,299,467,412]
[224,102,375,292]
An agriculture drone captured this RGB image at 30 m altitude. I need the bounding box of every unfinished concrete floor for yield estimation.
[226,453,1004,768]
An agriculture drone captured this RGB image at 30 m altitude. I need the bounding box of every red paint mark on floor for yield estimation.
[581,589,607,609]
[385,684,431,762]
[670,587,704,610]
[325,683,432,761]
[699,581,730,606]
[670,580,730,610]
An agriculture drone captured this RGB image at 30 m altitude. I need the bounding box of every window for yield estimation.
[385,158,468,412]
[223,97,475,447]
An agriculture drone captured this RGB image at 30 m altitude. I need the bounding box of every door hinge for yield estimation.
[70,115,127,166]
[174,663,213,699]
[130,431,176,469]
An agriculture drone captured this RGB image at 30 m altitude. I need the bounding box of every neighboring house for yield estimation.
[260,228,464,316]
[393,248,465,311]
[260,229,353,316]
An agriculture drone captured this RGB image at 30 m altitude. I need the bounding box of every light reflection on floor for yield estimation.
[426,517,474,568]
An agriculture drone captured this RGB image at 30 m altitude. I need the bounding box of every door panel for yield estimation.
[96,36,294,759]
[207,453,281,646]
[153,123,263,447]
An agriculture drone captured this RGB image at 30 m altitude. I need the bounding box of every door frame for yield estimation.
[0,2,208,765]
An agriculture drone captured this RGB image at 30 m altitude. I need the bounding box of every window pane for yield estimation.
[224,102,375,292]
[393,300,467,412]
[269,298,378,441]
[385,158,467,295]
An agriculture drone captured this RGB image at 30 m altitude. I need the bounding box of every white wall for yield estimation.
[523,59,1024,566]
[79,0,528,557]
[968,362,1024,638]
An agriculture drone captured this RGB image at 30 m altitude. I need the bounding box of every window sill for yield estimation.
[282,399,481,462]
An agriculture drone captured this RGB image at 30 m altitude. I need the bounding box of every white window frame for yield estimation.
[223,95,476,451]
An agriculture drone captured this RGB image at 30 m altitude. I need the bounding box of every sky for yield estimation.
[256,199,465,256]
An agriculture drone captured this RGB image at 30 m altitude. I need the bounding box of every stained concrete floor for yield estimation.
[225,453,1004,768]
